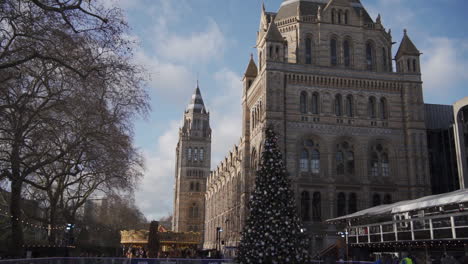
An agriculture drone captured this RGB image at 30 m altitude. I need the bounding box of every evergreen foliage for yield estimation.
[237,128,310,264]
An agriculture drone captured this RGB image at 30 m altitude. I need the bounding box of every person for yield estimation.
[401,255,414,264]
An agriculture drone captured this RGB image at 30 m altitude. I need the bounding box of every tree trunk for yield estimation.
[10,178,24,257]
[48,205,57,244]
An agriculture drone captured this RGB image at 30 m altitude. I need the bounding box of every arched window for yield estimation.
[196,182,200,192]
[380,98,387,119]
[188,148,192,161]
[193,148,198,161]
[345,95,353,117]
[343,40,351,67]
[301,191,310,221]
[190,203,199,218]
[349,193,357,214]
[335,94,342,116]
[382,47,387,71]
[372,194,381,207]
[331,9,336,24]
[305,37,312,64]
[338,11,342,24]
[346,151,355,175]
[336,151,344,175]
[269,45,273,59]
[381,153,389,177]
[300,92,307,114]
[311,93,319,114]
[259,52,263,69]
[311,150,320,174]
[251,148,257,171]
[337,192,346,217]
[383,194,392,204]
[371,152,379,177]
[284,42,288,62]
[312,192,321,221]
[413,59,417,72]
[344,11,349,24]
[300,149,309,172]
[366,42,373,70]
[200,148,204,161]
[190,182,194,191]
[331,39,338,66]
[368,97,376,118]
[407,59,411,72]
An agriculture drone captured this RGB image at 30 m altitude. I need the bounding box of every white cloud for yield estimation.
[156,20,226,64]
[135,121,180,221]
[421,37,468,102]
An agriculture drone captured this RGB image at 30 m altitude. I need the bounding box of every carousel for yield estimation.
[120,225,202,258]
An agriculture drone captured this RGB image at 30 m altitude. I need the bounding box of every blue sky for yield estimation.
[103,0,468,220]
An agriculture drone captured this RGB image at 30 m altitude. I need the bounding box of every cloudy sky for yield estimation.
[104,0,468,220]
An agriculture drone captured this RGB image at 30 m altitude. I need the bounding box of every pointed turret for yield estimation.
[264,20,284,42]
[396,29,421,73]
[243,54,258,94]
[187,83,207,114]
[244,54,258,79]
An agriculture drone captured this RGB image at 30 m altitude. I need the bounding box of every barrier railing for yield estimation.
[0,259,376,264]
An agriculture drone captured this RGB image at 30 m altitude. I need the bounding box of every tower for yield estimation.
[395,29,421,74]
[173,84,211,233]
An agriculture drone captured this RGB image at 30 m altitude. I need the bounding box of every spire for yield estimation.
[187,83,206,114]
[395,29,421,59]
[244,54,258,78]
[264,20,284,42]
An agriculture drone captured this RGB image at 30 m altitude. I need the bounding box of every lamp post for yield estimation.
[216,227,223,257]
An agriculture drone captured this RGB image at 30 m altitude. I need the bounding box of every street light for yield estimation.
[216,227,223,257]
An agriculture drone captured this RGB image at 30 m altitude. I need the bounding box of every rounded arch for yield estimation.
[304,33,314,65]
[342,36,353,67]
[379,97,388,119]
[368,96,377,118]
[311,92,320,114]
[301,191,311,221]
[330,37,338,66]
[335,93,343,116]
[300,91,308,113]
[365,40,376,71]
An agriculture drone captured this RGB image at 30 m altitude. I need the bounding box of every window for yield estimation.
[305,37,312,64]
[345,95,353,117]
[366,42,373,70]
[300,149,309,172]
[331,39,337,65]
[407,59,411,72]
[349,193,357,214]
[269,45,273,59]
[382,47,387,71]
[259,52,262,69]
[383,194,392,204]
[413,59,417,72]
[337,192,346,217]
[196,182,200,192]
[284,42,288,62]
[311,93,319,114]
[311,150,320,174]
[343,40,350,67]
[301,191,310,221]
[331,9,336,24]
[371,152,379,177]
[336,151,344,175]
[312,192,321,221]
[188,148,192,161]
[190,182,194,191]
[300,92,307,114]
[200,148,204,161]
[372,194,381,207]
[344,11,349,24]
[189,203,199,218]
[194,148,198,161]
[338,11,342,24]
[335,94,342,116]
[382,153,389,177]
[368,97,376,118]
[346,151,355,175]
[380,98,387,119]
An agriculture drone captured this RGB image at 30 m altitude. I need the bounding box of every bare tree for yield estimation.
[0,0,148,256]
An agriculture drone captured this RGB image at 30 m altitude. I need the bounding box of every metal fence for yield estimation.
[0,258,234,264]
[0,259,376,264]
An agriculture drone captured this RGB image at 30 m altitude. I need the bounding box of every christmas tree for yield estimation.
[237,128,310,264]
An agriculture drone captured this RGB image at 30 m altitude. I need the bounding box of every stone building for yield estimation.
[203,0,431,253]
[171,0,432,254]
[172,85,211,233]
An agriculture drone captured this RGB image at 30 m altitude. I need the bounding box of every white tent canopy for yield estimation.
[327,189,468,222]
